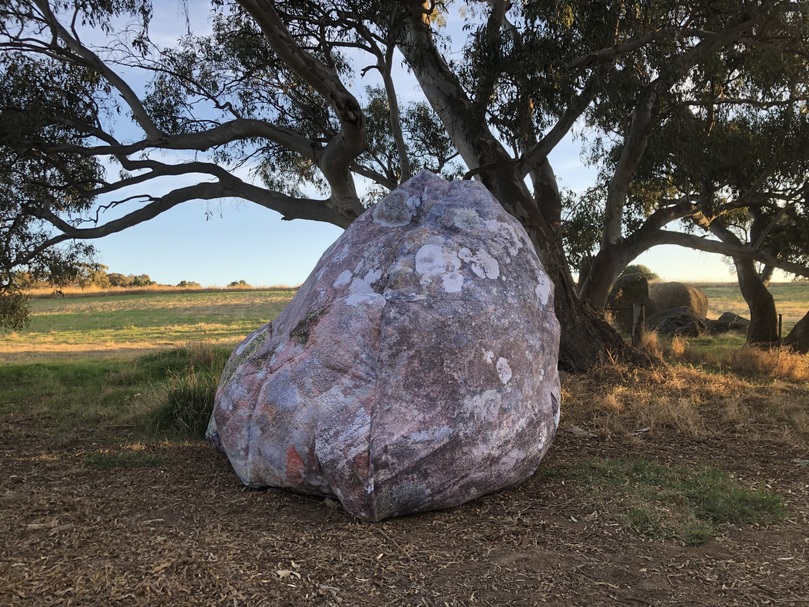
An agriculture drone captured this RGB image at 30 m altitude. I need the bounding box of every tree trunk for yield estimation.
[578,244,632,311]
[398,6,638,373]
[549,250,639,373]
[734,256,779,346]
[516,204,640,373]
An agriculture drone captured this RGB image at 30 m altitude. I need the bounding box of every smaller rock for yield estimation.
[709,312,751,335]
[783,311,809,354]
[649,282,708,317]
[646,306,709,337]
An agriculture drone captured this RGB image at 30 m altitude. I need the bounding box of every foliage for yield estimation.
[0,289,30,330]
[227,279,250,288]
[620,264,659,281]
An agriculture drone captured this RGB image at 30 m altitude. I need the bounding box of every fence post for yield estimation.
[778,314,783,346]
[632,303,645,347]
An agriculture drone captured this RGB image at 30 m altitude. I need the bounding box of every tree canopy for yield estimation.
[2,0,808,365]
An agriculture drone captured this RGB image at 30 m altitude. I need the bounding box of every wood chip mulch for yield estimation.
[1,418,807,607]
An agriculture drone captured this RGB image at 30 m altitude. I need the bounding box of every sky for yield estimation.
[80,2,753,288]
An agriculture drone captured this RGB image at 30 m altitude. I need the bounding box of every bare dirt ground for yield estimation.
[2,415,807,607]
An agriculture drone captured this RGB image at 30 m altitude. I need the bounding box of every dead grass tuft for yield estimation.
[636,331,664,361]
[646,327,809,383]
[721,346,809,381]
[667,335,688,359]
[562,359,809,447]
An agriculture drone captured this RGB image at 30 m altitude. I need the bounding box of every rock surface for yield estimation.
[646,306,709,337]
[709,312,751,335]
[784,311,809,354]
[649,282,708,317]
[207,171,561,521]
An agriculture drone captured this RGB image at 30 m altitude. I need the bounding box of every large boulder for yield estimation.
[606,273,654,333]
[207,171,561,521]
[784,311,809,354]
[649,282,709,317]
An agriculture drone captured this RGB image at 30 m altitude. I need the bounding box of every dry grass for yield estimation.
[562,354,809,448]
[666,337,809,382]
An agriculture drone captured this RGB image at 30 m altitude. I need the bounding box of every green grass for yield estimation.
[1,288,295,358]
[146,346,230,438]
[540,457,786,545]
[0,343,231,441]
[698,281,808,333]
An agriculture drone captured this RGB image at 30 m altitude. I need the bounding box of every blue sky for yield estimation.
[84,2,747,287]
[91,147,741,288]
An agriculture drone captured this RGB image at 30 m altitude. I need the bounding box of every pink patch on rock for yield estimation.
[207,171,561,521]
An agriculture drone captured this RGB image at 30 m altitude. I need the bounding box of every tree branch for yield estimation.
[569,28,680,69]
[37,118,320,160]
[28,175,350,249]
[518,72,601,178]
[31,0,163,140]
[652,230,809,279]
[236,0,366,220]
[382,42,411,182]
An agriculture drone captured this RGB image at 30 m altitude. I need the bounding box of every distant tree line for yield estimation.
[14,263,202,290]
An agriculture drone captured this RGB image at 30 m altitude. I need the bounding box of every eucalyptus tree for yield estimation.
[2,0,808,366]
[569,1,809,344]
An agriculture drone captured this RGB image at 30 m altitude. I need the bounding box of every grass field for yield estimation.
[5,281,807,360]
[1,288,295,360]
[699,281,808,333]
[1,284,808,606]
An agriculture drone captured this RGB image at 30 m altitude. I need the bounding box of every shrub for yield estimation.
[149,368,220,438]
[620,264,660,281]
[146,343,230,438]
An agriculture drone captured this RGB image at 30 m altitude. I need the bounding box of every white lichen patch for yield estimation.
[482,349,495,364]
[345,268,384,307]
[345,292,386,307]
[333,269,353,288]
[372,190,418,227]
[409,425,452,443]
[442,271,464,293]
[484,220,524,256]
[464,390,502,423]
[496,357,512,384]
[350,268,382,293]
[450,207,480,231]
[535,273,552,307]
[415,244,462,292]
[458,247,500,279]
